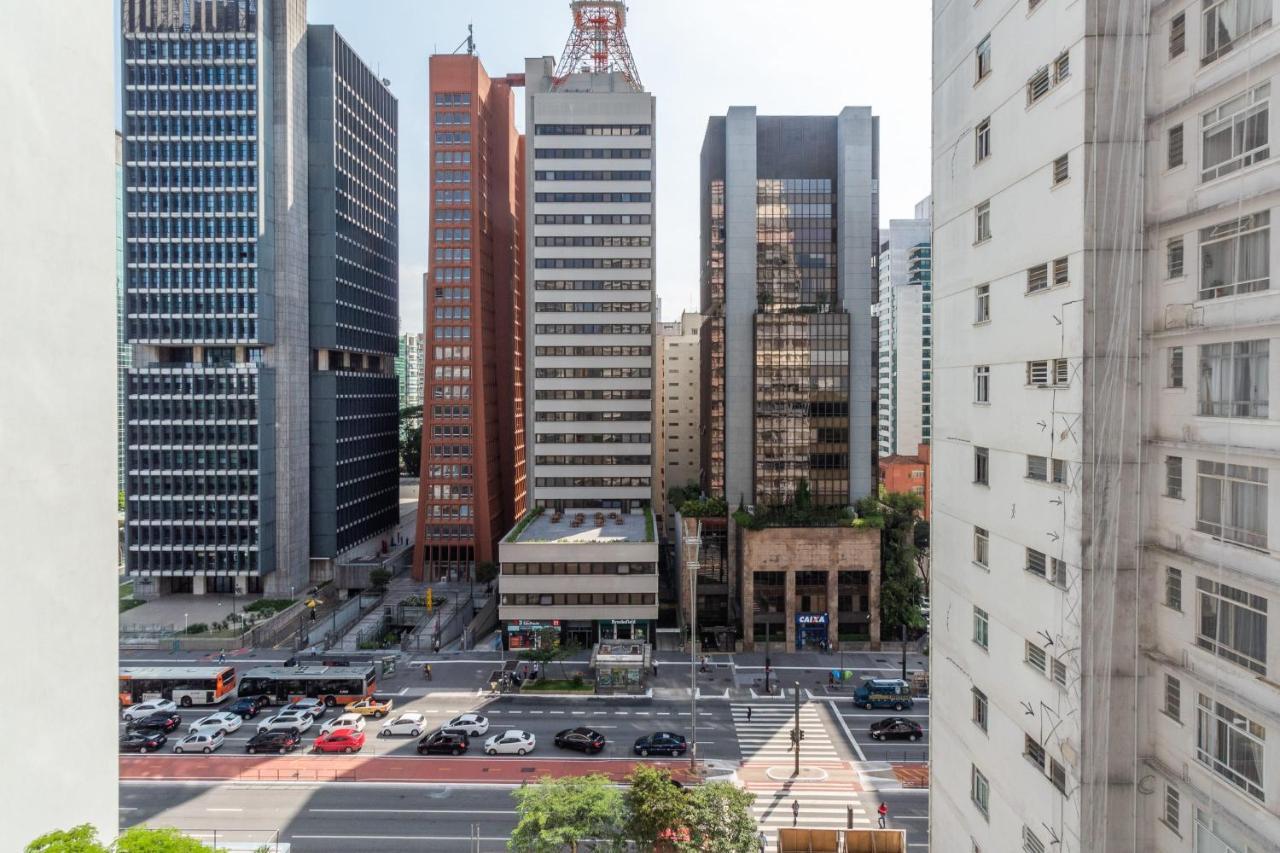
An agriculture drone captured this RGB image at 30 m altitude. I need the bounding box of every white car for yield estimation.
[173,730,225,754]
[441,713,490,737]
[257,711,313,734]
[379,712,428,737]
[122,699,177,722]
[484,729,536,756]
[188,712,243,736]
[282,698,327,719]
[319,713,367,737]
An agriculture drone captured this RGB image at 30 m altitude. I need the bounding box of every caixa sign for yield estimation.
[796,613,829,626]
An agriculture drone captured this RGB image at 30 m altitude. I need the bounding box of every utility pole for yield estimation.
[688,521,701,773]
[793,679,800,777]
[901,623,908,681]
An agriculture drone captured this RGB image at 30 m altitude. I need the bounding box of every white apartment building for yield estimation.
[399,331,425,409]
[876,211,932,458]
[657,310,703,536]
[932,2,1280,852]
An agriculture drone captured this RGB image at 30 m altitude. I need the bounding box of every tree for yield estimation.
[509,774,623,852]
[876,492,926,640]
[398,405,423,476]
[26,825,217,853]
[26,825,106,853]
[368,568,391,593]
[623,766,690,850]
[476,560,499,583]
[518,626,579,680]
[685,782,759,852]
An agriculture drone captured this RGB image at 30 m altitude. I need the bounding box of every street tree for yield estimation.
[509,774,623,852]
[876,491,927,640]
[623,765,690,849]
[518,625,579,680]
[26,825,220,853]
[685,782,759,852]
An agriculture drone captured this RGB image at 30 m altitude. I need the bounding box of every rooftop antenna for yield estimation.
[553,1,642,90]
[452,23,475,56]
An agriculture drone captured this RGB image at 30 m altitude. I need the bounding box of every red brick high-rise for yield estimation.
[413,55,526,582]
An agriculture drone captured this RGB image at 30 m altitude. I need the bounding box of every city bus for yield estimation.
[237,664,376,707]
[118,666,237,708]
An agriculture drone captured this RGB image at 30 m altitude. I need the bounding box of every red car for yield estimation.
[313,728,366,754]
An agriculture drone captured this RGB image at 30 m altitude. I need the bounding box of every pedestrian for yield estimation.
[217,648,226,664]
[878,802,888,829]
[747,706,753,722]
[653,661,659,677]
[791,799,800,827]
[828,671,835,687]
[757,830,767,852]
[424,663,432,681]
[433,636,440,654]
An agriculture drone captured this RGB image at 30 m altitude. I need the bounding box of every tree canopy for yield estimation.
[509,774,623,852]
[27,825,218,853]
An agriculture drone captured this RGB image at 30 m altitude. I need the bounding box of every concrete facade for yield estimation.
[875,214,931,459]
[396,332,425,409]
[657,311,703,535]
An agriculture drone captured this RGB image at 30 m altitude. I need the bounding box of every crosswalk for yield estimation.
[730,702,839,763]
[749,788,873,831]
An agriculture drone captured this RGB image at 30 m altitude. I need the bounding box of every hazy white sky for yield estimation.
[301,1,930,330]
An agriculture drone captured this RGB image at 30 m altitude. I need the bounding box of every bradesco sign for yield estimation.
[796,613,829,626]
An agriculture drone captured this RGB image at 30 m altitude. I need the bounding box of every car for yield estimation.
[122,699,177,722]
[379,712,428,738]
[188,712,243,736]
[633,732,688,757]
[440,713,489,737]
[313,728,366,754]
[554,727,606,754]
[119,732,167,754]
[853,678,914,711]
[257,711,313,734]
[282,698,327,718]
[126,710,182,734]
[245,730,301,755]
[417,730,469,756]
[173,730,225,754]
[344,697,393,718]
[869,717,924,742]
[319,713,366,737]
[484,729,536,756]
[228,696,267,719]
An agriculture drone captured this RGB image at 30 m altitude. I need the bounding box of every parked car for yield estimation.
[126,711,182,734]
[119,732,167,754]
[245,730,301,755]
[440,713,489,737]
[379,712,428,738]
[188,712,243,736]
[853,678,914,711]
[319,713,366,737]
[484,730,536,756]
[344,697,393,718]
[257,711,313,734]
[313,728,366,754]
[553,727,606,755]
[634,732,688,757]
[228,697,266,719]
[122,699,177,722]
[173,730,225,754]
[417,730,469,756]
[282,698,327,719]
[869,717,924,742]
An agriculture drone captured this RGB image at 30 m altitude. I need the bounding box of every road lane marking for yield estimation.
[205,808,242,812]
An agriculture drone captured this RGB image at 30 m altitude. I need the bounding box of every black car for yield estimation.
[554,727,606,755]
[633,732,687,757]
[229,696,267,719]
[126,710,182,733]
[869,717,924,742]
[119,732,167,753]
[417,731,469,756]
[245,729,301,755]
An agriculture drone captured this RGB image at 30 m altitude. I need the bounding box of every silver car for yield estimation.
[173,730,225,754]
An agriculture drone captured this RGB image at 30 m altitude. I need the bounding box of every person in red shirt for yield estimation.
[878,802,889,828]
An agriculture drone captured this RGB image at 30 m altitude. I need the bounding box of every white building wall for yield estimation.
[659,312,702,535]
[876,218,930,458]
[0,0,119,845]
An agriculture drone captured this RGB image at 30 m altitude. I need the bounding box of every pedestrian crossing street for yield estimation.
[730,702,838,762]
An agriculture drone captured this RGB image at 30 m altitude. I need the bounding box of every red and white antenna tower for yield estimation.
[553,1,643,90]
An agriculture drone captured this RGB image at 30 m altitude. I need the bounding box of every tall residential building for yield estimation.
[931,3,1279,852]
[307,25,401,568]
[117,131,132,495]
[396,331,425,409]
[699,109,879,509]
[3,0,118,844]
[657,310,703,535]
[412,53,526,582]
[875,208,931,459]
[498,2,659,650]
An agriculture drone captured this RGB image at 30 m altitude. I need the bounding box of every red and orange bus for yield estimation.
[237,664,376,707]
[119,666,237,707]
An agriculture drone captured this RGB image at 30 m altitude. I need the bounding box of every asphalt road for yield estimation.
[831,699,931,764]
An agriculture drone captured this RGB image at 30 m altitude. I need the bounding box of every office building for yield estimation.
[396,331,425,409]
[307,25,401,569]
[499,1,659,648]
[413,52,527,582]
[657,310,703,536]
[875,207,931,459]
[930,2,1279,851]
[2,0,118,844]
[117,131,131,495]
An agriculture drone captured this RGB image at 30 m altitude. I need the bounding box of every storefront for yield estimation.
[795,612,830,650]
[592,641,650,694]
[564,620,595,648]
[599,618,652,643]
[505,620,561,651]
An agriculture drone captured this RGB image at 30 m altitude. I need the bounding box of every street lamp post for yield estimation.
[183,612,189,635]
[792,679,801,777]
[900,623,908,681]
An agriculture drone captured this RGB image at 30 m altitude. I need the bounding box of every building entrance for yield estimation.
[795,612,829,650]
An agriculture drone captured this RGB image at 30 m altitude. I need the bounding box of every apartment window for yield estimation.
[1024,735,1046,770]
[975,117,992,162]
[1196,693,1265,800]
[1025,640,1048,673]
[1027,456,1048,481]
[1052,154,1069,185]
[1053,256,1069,286]
[1166,566,1183,610]
[1164,783,1181,835]
[1202,0,1272,64]
[973,606,989,649]
[1054,51,1070,83]
[1165,346,1185,390]
[1198,340,1269,417]
[974,446,990,485]
[1199,212,1270,299]
[1022,826,1046,853]
[975,365,990,403]
[1027,66,1052,105]
[1049,758,1067,794]
[972,688,988,732]
[1168,124,1185,169]
[1164,673,1182,721]
[1026,548,1048,578]
[1170,12,1186,58]
[1050,557,1067,586]
[974,526,990,566]
[975,200,992,243]
[971,766,990,818]
[1196,576,1268,673]
[975,284,991,322]
[1197,460,1268,548]
[976,35,992,82]
[1166,456,1184,499]
[1201,84,1270,181]
[1055,358,1070,386]
[1027,262,1049,293]
[1167,237,1185,277]
[1028,360,1050,386]
[1052,657,1067,687]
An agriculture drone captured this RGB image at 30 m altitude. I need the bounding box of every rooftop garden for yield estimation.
[731,480,886,530]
